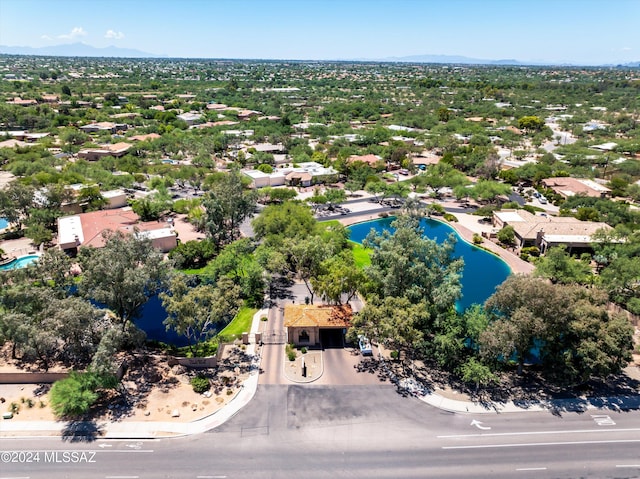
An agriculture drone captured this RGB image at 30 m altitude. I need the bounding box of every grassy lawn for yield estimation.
[181,266,207,275]
[219,303,258,340]
[350,241,371,268]
[167,304,256,358]
[318,219,341,229]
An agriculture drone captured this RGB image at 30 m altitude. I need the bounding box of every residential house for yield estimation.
[493,209,610,253]
[79,122,128,134]
[1,131,50,142]
[285,171,313,187]
[252,143,285,154]
[129,133,162,142]
[102,189,128,209]
[177,112,203,126]
[243,169,286,188]
[237,109,261,120]
[5,97,37,106]
[348,154,383,167]
[78,142,132,161]
[40,94,59,103]
[206,103,228,111]
[0,138,29,149]
[590,142,618,152]
[541,177,611,199]
[284,162,338,187]
[58,208,177,254]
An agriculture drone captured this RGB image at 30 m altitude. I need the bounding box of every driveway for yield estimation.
[259,279,385,387]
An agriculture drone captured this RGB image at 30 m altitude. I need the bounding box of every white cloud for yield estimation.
[621,47,632,51]
[58,27,88,40]
[41,35,51,40]
[105,29,125,40]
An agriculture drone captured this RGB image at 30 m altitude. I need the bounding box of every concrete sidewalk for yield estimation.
[419,389,640,415]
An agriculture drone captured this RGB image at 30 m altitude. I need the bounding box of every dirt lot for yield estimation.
[0,344,255,423]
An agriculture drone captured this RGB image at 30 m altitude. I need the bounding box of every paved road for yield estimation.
[5,280,640,478]
[3,384,640,478]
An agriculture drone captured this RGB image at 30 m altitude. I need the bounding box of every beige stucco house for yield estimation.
[493,209,610,253]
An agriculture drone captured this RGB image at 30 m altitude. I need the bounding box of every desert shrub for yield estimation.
[472,233,483,244]
[50,371,117,417]
[521,246,540,257]
[443,213,458,222]
[497,225,515,245]
[286,343,297,361]
[190,375,211,394]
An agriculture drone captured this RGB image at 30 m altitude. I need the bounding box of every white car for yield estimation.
[358,335,373,356]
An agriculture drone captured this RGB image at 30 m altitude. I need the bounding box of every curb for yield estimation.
[282,350,324,384]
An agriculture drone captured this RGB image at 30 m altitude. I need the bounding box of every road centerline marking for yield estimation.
[443,438,640,449]
[438,427,640,439]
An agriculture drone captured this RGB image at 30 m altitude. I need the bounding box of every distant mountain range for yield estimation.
[0,42,165,58]
[368,54,640,67]
[0,43,637,67]
[375,54,529,65]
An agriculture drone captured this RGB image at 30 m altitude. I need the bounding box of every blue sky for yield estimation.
[0,0,638,64]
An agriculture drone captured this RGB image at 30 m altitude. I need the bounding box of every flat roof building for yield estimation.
[541,177,611,198]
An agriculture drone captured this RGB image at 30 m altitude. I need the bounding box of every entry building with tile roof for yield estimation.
[283,304,353,346]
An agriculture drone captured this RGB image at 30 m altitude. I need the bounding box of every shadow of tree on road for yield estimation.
[61,420,104,442]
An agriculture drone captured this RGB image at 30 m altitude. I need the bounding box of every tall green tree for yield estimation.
[79,230,171,330]
[534,246,592,285]
[481,275,568,375]
[480,275,634,384]
[161,274,242,356]
[252,201,316,246]
[0,181,35,228]
[364,215,463,325]
[350,295,425,364]
[203,170,257,250]
[311,252,366,305]
[284,236,332,304]
[421,162,469,197]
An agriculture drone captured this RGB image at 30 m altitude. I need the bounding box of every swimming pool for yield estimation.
[0,254,40,271]
[0,218,8,230]
[348,216,511,310]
